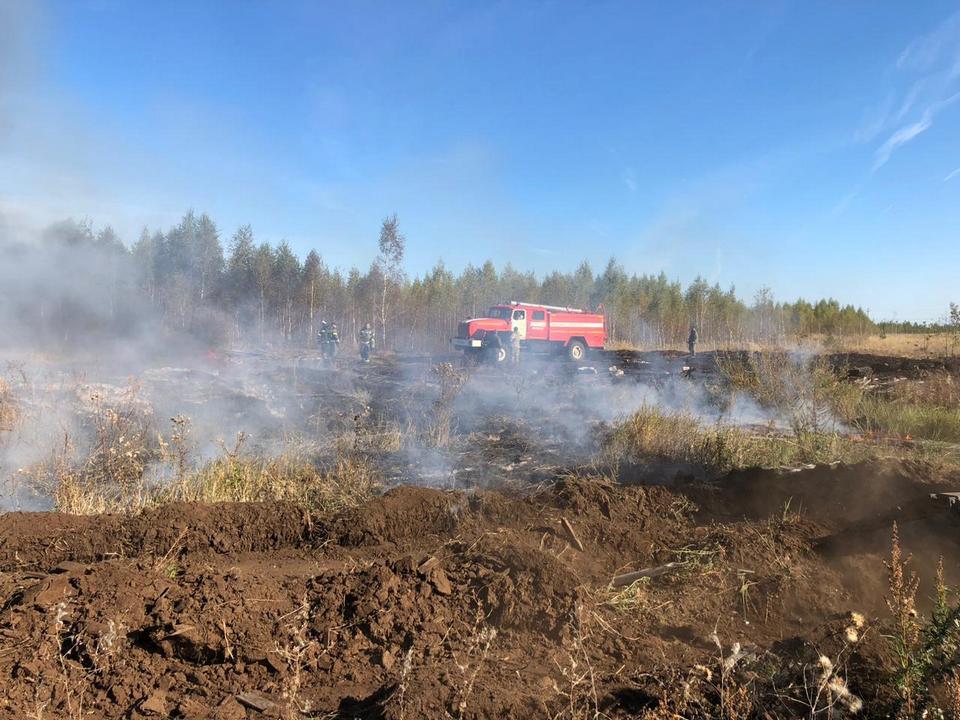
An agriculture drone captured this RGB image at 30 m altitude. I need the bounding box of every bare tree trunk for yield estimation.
[380,277,388,349]
[259,289,265,343]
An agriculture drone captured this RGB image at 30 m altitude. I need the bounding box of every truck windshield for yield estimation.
[487,307,511,320]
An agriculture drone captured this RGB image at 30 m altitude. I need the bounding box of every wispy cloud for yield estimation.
[872,90,960,171]
[621,167,637,192]
[865,11,960,171]
[945,166,960,182]
[873,118,932,170]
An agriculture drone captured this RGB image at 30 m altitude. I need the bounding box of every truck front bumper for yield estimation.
[452,338,482,348]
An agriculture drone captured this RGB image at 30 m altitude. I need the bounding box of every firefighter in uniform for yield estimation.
[510,327,521,365]
[328,323,341,360]
[687,324,698,356]
[318,321,339,362]
[358,323,375,362]
[317,321,330,358]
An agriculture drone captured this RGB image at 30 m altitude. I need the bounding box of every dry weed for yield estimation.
[20,383,158,513]
[452,620,497,720]
[274,596,316,718]
[882,527,960,716]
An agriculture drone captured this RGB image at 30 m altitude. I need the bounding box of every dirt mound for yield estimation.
[691,461,960,618]
[3,465,960,717]
[332,486,468,547]
[695,460,951,527]
[0,501,313,571]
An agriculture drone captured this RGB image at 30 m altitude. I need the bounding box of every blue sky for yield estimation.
[1,1,959,321]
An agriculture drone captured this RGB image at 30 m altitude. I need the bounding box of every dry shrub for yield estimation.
[717,351,856,433]
[346,409,408,454]
[425,362,467,448]
[22,386,157,514]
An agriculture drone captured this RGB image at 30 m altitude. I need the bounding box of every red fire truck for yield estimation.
[452,301,607,362]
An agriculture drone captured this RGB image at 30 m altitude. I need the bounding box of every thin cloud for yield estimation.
[945,166,960,182]
[894,79,926,122]
[896,10,960,71]
[873,119,932,170]
[621,167,637,192]
[873,92,960,170]
[864,11,960,170]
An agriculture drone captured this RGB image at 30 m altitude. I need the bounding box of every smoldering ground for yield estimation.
[0,219,305,509]
[1,321,845,512]
[0,216,854,511]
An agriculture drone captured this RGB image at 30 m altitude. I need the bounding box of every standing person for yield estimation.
[318,321,330,360]
[358,322,375,363]
[687,324,698,356]
[329,323,341,360]
[510,326,521,365]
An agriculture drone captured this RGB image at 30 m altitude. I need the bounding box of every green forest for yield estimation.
[5,211,893,352]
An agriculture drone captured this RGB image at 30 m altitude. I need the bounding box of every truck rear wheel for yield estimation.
[567,340,587,362]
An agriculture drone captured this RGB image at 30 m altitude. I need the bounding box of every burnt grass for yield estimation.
[2,349,960,718]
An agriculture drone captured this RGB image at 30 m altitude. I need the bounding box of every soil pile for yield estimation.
[1,461,958,718]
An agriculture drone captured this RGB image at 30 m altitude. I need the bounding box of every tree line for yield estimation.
[9,211,883,352]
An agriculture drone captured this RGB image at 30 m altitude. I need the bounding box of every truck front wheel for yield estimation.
[567,340,587,362]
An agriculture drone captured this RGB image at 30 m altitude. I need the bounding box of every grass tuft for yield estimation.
[165,450,378,513]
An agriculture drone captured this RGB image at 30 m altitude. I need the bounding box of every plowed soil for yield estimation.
[2,460,958,718]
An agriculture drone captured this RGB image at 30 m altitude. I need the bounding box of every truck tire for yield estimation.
[494,346,507,364]
[567,340,587,362]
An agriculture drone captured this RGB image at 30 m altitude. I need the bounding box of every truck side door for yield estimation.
[527,309,547,340]
[511,309,527,339]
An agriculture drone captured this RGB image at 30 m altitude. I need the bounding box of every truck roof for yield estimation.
[494,300,591,314]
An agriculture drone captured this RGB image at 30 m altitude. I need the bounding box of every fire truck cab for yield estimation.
[452,301,607,362]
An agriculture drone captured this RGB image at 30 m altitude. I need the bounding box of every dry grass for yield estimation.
[855,396,960,443]
[847,372,960,444]
[834,332,960,359]
[716,352,960,464]
[165,449,378,513]
[0,377,19,432]
[601,404,873,473]
[891,371,960,407]
[613,331,959,358]
[21,398,380,515]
